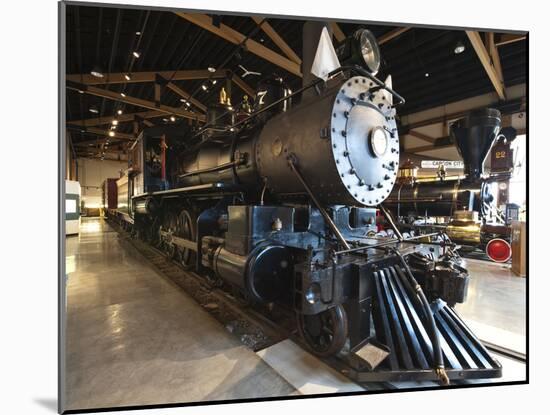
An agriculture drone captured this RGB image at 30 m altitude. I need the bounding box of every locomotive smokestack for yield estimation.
[302,21,333,94]
[450,108,502,181]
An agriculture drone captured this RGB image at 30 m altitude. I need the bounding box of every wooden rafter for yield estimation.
[68,110,164,127]
[165,82,207,112]
[66,69,225,86]
[466,31,506,100]
[78,127,135,140]
[74,138,128,147]
[486,32,504,85]
[330,22,346,42]
[251,16,301,65]
[231,74,256,97]
[67,81,206,122]
[410,142,455,154]
[378,27,410,45]
[408,130,438,144]
[495,33,527,47]
[175,12,302,77]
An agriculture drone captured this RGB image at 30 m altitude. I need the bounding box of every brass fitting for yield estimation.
[436,366,450,385]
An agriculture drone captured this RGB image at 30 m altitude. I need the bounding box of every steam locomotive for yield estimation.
[384,109,513,262]
[108,22,501,383]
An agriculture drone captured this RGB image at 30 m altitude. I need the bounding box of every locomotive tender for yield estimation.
[109,22,501,383]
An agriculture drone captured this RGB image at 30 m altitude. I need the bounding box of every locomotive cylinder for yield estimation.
[206,243,293,303]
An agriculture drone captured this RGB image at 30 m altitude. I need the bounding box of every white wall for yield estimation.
[77,158,126,208]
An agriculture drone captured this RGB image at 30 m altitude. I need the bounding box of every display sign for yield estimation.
[491,142,514,173]
[420,160,464,169]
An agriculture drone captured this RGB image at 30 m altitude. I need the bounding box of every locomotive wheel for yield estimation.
[161,211,178,259]
[176,209,196,269]
[297,305,348,357]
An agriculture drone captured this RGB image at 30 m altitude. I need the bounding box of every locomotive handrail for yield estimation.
[337,65,406,107]
[187,65,405,153]
[332,232,442,256]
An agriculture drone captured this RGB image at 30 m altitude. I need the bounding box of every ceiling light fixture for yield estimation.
[120,92,126,97]
[185,102,191,107]
[132,51,141,58]
[454,41,466,54]
[117,109,123,115]
[170,115,176,122]
[90,65,104,78]
[108,131,115,137]
[425,72,430,77]
[135,31,141,36]
[112,119,118,126]
[208,66,216,73]
[124,73,132,81]
[201,84,208,91]
[89,106,99,114]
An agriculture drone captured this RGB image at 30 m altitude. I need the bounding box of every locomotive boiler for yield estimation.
[111,22,502,383]
[385,108,512,262]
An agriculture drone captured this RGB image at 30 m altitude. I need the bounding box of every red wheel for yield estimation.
[486,238,512,262]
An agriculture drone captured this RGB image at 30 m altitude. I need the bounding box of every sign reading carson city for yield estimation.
[420,160,464,169]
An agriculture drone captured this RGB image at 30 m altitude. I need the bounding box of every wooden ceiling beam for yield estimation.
[378,27,410,45]
[495,33,527,47]
[165,81,207,112]
[466,31,506,100]
[231,74,256,97]
[175,12,302,77]
[77,152,128,161]
[67,81,206,122]
[330,22,346,43]
[82,127,135,140]
[251,16,301,65]
[66,69,226,86]
[486,32,504,86]
[407,130,438,143]
[74,138,127,147]
[409,142,455,154]
[68,110,164,127]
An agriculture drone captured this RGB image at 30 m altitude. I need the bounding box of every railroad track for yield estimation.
[112,220,293,352]
[109,219,524,391]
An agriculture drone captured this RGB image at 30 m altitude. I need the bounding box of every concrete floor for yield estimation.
[455,258,526,336]
[64,218,295,411]
[64,217,526,410]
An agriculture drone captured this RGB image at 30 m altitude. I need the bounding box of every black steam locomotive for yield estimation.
[385,109,513,262]
[109,23,501,383]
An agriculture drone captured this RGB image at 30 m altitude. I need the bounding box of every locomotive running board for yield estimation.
[330,265,502,383]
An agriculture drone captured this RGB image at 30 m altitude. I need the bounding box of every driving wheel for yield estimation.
[297,304,348,357]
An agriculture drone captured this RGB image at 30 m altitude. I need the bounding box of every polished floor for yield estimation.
[64,217,527,409]
[456,258,526,336]
[64,218,295,411]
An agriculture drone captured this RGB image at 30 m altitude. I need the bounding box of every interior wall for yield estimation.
[77,158,126,208]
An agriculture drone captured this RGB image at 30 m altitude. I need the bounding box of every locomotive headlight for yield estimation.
[304,283,322,305]
[370,126,388,157]
[355,29,380,75]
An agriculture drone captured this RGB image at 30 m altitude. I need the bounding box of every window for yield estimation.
[66,199,77,214]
